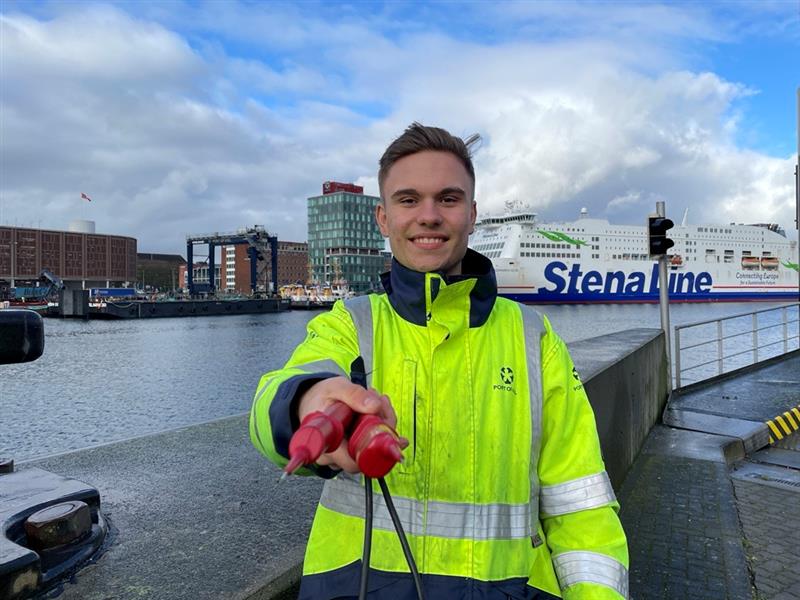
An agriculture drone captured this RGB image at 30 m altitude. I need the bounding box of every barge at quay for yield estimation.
[35,287,290,319]
[85,297,289,319]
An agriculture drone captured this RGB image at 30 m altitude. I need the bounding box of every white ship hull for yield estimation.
[470,212,799,304]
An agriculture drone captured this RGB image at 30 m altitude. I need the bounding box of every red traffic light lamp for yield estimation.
[648,216,675,256]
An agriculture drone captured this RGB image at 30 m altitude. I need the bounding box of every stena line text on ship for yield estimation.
[469,207,799,304]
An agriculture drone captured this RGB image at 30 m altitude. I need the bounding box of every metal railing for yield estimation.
[674,302,800,389]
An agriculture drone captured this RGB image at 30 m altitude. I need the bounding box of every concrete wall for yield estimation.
[570,328,668,489]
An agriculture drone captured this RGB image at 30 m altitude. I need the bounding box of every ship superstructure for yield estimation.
[469,208,799,303]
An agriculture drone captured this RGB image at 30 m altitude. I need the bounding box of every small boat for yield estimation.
[1,300,49,314]
[741,257,761,270]
[668,255,684,269]
[760,256,779,270]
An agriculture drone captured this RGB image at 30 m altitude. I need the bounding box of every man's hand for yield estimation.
[297,376,407,473]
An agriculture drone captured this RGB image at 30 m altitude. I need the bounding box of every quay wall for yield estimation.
[16,327,667,599]
[569,328,668,488]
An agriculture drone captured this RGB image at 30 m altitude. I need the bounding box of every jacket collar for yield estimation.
[379,248,497,327]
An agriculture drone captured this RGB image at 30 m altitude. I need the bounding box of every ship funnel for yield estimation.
[580,207,588,218]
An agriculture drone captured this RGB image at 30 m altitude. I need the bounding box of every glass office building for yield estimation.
[307,183,385,293]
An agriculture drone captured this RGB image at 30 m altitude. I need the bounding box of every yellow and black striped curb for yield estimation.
[767,404,800,443]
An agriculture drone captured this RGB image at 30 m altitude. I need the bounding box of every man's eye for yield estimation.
[441,196,458,204]
[399,197,416,204]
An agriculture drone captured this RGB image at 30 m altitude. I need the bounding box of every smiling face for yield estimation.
[377,150,477,276]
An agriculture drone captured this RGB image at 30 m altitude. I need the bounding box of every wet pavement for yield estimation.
[668,354,800,422]
[733,434,800,600]
[621,352,800,600]
[17,415,320,600]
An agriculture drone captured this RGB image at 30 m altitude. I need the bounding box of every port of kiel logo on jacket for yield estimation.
[494,366,516,394]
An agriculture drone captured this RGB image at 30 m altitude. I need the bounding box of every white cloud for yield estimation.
[0,2,796,258]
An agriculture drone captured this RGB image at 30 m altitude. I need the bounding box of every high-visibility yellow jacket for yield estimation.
[251,250,629,599]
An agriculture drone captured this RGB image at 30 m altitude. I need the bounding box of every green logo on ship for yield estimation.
[782,260,799,272]
[536,230,587,246]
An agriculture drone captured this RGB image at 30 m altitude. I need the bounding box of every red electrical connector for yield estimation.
[284,401,403,477]
[348,415,403,478]
[284,401,354,475]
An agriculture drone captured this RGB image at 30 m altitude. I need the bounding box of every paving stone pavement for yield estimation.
[618,452,753,600]
[732,478,800,600]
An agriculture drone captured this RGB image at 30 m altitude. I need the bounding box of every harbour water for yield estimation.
[1,301,797,461]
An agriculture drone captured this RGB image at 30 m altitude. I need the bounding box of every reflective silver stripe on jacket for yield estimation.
[552,551,629,599]
[295,358,347,378]
[253,359,345,406]
[540,472,617,517]
[519,305,545,537]
[320,474,530,540]
[343,296,373,387]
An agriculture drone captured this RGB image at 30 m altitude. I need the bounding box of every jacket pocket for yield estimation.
[395,358,417,473]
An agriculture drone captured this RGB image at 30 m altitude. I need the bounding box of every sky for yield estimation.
[1,0,799,256]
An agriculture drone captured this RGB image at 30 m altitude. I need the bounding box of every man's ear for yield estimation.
[469,200,477,234]
[375,201,389,237]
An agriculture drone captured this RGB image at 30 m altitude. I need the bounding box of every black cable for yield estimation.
[378,477,424,600]
[359,475,373,600]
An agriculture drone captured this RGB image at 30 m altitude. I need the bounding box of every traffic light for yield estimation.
[648,216,674,256]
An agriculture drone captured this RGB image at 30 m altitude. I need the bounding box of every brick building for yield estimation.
[220,241,308,294]
[0,224,137,289]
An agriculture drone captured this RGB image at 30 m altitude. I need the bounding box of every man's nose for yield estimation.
[416,199,443,227]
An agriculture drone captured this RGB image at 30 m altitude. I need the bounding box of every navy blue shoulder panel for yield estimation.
[380,249,497,328]
[298,562,559,600]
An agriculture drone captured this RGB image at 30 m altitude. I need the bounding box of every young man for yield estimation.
[251,123,628,599]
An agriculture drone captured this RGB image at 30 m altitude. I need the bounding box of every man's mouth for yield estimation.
[410,236,448,248]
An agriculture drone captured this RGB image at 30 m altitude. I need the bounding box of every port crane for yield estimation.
[185,226,278,297]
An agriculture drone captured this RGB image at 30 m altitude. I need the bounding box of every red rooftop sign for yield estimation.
[322,181,363,195]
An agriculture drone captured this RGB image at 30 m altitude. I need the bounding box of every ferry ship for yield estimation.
[469,208,799,303]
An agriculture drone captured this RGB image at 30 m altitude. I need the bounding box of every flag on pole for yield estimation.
[81,192,92,202]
